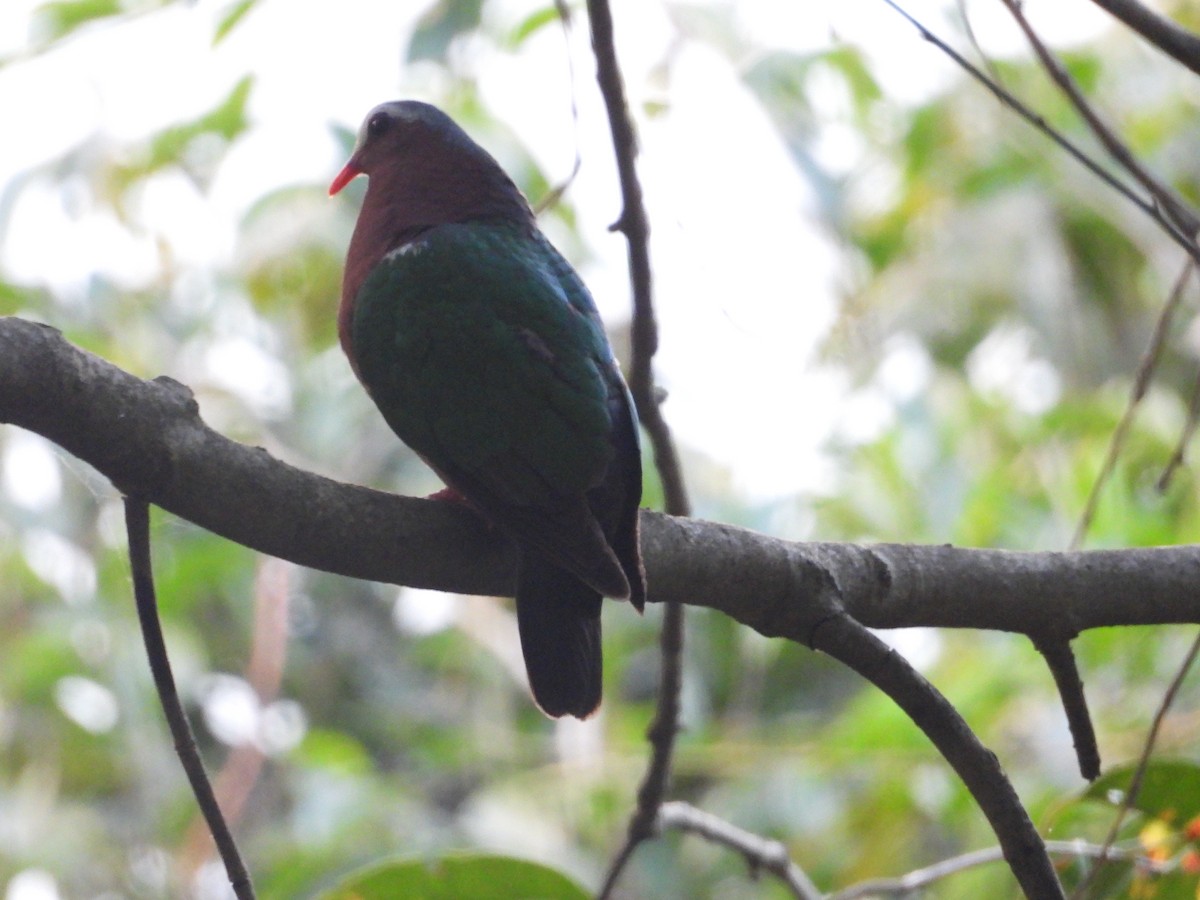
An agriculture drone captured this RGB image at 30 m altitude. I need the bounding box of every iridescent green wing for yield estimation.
[350,222,627,589]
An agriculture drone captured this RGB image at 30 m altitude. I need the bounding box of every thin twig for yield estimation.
[1071,628,1200,899]
[596,595,685,896]
[955,0,1003,86]
[584,0,691,895]
[657,801,822,900]
[533,0,582,216]
[123,498,255,900]
[1157,359,1200,490]
[1000,0,1200,237]
[1086,0,1200,78]
[1072,260,1195,548]
[813,613,1065,899]
[584,0,688,516]
[832,839,1170,900]
[178,559,290,878]
[879,0,1200,269]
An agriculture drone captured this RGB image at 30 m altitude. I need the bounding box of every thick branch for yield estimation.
[1087,0,1200,78]
[3,316,1200,637]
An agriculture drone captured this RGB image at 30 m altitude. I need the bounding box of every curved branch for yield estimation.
[814,615,1064,899]
[3,317,1199,637]
[656,801,822,900]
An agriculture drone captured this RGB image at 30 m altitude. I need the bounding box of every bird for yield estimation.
[330,100,645,719]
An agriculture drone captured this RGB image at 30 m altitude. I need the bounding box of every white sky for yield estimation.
[0,0,1113,510]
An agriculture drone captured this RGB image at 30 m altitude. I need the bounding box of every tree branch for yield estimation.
[124,498,255,899]
[4,317,1200,637]
[583,0,692,894]
[10,315,1200,894]
[813,615,1064,899]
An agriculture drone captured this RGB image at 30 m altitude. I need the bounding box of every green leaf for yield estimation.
[106,74,254,195]
[508,5,562,48]
[33,0,122,42]
[314,853,590,900]
[1084,759,1200,822]
[407,0,484,64]
[213,0,258,45]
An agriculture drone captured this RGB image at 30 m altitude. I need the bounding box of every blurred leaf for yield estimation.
[1058,206,1144,316]
[314,853,589,900]
[1061,50,1103,94]
[508,5,561,49]
[32,0,122,42]
[213,0,258,45]
[1085,759,1200,822]
[295,728,374,776]
[820,44,884,116]
[107,74,254,195]
[408,0,484,63]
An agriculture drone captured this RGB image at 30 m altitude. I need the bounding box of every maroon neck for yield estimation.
[338,152,533,369]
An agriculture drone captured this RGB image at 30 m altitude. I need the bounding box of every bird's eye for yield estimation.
[366,112,392,140]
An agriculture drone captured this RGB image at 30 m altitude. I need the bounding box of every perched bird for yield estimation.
[330,101,645,718]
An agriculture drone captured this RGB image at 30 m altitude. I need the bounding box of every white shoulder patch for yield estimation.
[384,239,428,261]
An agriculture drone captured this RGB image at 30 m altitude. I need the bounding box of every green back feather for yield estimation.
[350,222,617,508]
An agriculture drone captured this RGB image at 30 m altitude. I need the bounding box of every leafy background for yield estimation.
[3,0,1200,897]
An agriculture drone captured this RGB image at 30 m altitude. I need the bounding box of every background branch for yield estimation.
[656,801,822,900]
[833,839,1171,900]
[1071,629,1200,899]
[584,0,691,892]
[1086,0,1200,77]
[1000,0,1200,236]
[882,0,1200,265]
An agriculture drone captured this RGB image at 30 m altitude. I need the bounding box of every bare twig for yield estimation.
[1086,0,1200,78]
[583,0,688,515]
[813,614,1064,899]
[1158,359,1200,490]
[1071,629,1200,899]
[832,839,1170,899]
[124,498,255,900]
[656,801,822,900]
[583,0,692,895]
[532,0,582,216]
[1000,0,1200,237]
[955,0,1003,86]
[178,559,290,878]
[1072,260,1195,548]
[880,0,1200,268]
[595,596,685,900]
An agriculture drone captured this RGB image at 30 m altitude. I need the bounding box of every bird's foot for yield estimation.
[428,486,470,505]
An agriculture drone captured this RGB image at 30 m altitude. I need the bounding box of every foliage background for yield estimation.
[3,0,1200,897]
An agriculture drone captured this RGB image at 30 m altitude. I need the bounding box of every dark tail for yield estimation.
[516,551,603,718]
